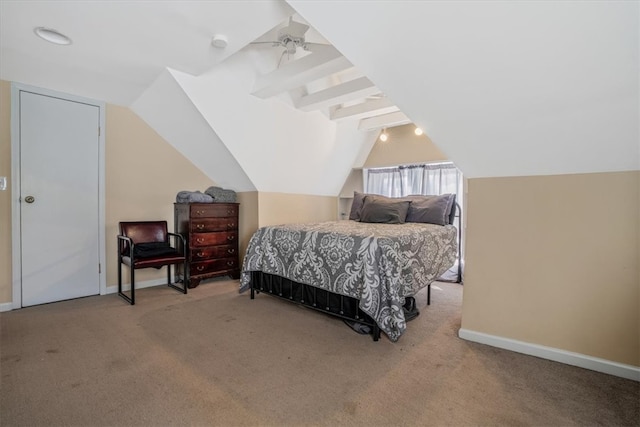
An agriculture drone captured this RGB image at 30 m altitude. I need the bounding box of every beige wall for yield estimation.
[236,191,258,261]
[4,79,637,372]
[257,192,337,227]
[0,81,342,303]
[462,171,639,366]
[104,104,218,286]
[92,106,333,286]
[0,81,11,303]
[363,124,448,169]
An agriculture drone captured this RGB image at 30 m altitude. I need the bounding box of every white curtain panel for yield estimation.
[366,163,462,201]
[366,167,403,197]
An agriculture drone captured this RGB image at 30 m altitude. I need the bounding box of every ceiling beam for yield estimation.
[331,97,399,121]
[358,111,411,131]
[251,45,352,98]
[295,77,380,112]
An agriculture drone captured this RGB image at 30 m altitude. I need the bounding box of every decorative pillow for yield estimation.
[359,196,411,224]
[405,194,455,225]
[348,191,366,220]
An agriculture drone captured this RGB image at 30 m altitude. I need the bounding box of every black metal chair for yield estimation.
[117,221,187,305]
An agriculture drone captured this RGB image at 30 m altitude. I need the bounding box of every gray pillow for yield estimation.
[348,191,366,220]
[359,197,411,224]
[405,194,455,225]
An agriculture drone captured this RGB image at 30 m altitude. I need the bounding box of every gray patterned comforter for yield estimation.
[239,220,457,341]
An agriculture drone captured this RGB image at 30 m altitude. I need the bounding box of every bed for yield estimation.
[239,193,459,341]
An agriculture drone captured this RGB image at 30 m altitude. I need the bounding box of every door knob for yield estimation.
[24,196,35,203]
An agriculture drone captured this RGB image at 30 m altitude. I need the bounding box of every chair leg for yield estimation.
[117,259,122,294]
[117,262,134,305]
[183,258,188,292]
[130,265,135,305]
[168,264,188,294]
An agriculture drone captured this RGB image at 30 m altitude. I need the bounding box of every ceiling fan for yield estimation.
[250,17,328,57]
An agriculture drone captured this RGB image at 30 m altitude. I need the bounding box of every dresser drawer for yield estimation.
[190,204,238,218]
[190,231,237,247]
[191,258,238,275]
[190,245,237,261]
[190,218,237,233]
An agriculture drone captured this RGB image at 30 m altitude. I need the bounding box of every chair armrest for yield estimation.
[117,234,134,259]
[168,232,186,257]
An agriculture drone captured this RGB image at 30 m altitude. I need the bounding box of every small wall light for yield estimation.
[414,127,423,136]
[379,129,388,142]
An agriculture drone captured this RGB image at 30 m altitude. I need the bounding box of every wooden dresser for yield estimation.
[174,203,240,288]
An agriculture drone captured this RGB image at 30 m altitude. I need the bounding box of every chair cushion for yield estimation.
[122,254,185,269]
[133,242,178,258]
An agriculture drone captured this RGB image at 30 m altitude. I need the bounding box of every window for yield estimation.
[363,162,464,282]
[364,162,463,205]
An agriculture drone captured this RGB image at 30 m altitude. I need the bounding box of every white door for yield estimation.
[19,90,100,307]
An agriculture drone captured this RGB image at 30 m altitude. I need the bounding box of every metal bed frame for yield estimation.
[248,202,462,341]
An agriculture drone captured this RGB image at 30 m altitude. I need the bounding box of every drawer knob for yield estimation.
[227,248,235,254]
[196,210,205,216]
[227,223,235,228]
[227,235,235,241]
[227,261,235,267]
[227,210,234,215]
[196,265,205,272]
[196,224,205,230]
[196,238,204,244]
[196,251,205,258]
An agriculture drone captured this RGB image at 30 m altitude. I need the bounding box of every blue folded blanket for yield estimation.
[175,190,214,204]
[204,186,237,203]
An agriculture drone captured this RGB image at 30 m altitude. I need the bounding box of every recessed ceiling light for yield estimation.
[414,127,424,136]
[34,27,72,45]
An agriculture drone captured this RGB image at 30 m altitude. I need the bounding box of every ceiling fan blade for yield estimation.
[287,21,309,36]
[302,42,332,52]
[280,17,309,39]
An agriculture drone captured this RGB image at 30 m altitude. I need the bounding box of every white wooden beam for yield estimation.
[295,77,379,111]
[252,45,352,98]
[331,97,399,121]
[358,111,411,131]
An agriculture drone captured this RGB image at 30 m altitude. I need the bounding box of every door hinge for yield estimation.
[98,263,101,274]
[98,126,101,137]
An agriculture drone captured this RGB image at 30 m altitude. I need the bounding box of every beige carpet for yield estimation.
[1,279,638,426]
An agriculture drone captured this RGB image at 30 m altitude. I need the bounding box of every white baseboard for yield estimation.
[0,302,14,312]
[105,278,168,294]
[458,328,639,382]
[1,279,169,312]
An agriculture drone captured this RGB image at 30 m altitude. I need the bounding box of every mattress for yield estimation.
[240,220,457,341]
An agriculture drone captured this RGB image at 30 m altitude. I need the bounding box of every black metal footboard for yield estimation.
[249,271,382,341]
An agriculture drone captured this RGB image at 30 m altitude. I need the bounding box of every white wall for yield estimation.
[289,0,640,179]
[131,69,256,192]
[170,49,374,196]
[0,0,294,106]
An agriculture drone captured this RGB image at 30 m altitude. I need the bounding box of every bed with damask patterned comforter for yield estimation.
[239,220,457,341]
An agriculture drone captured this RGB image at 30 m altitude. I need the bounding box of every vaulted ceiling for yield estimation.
[1,1,637,195]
